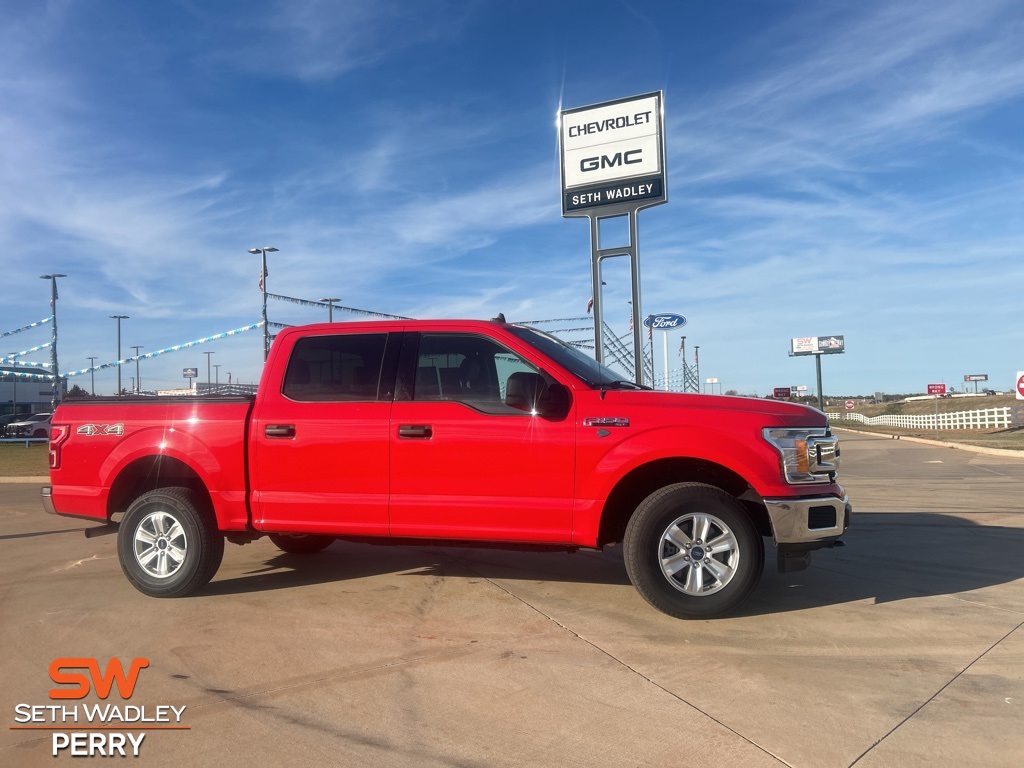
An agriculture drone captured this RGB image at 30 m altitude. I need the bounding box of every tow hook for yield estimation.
[84,522,119,539]
[825,539,846,548]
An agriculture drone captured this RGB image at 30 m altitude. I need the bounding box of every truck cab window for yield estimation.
[412,333,539,413]
[283,334,387,401]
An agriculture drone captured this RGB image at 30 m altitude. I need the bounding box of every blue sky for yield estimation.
[3,0,1023,397]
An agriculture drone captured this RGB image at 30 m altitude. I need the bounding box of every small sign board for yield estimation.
[773,387,792,398]
[183,368,198,379]
[845,400,855,410]
[643,313,686,330]
[963,374,988,382]
[791,336,845,356]
[927,383,946,396]
[559,92,666,216]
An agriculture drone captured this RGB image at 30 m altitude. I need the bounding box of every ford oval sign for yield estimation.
[643,313,687,330]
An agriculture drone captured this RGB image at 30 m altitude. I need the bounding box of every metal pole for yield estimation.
[110,315,129,395]
[628,210,644,387]
[250,247,278,361]
[40,274,66,409]
[213,364,221,389]
[204,351,214,391]
[589,217,604,364]
[261,248,268,360]
[662,329,669,391]
[815,354,824,411]
[131,346,143,393]
[321,298,340,323]
[87,357,97,396]
[9,352,16,415]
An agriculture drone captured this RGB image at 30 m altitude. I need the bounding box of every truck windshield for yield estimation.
[506,325,646,389]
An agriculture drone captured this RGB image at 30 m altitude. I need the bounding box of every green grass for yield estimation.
[0,444,50,477]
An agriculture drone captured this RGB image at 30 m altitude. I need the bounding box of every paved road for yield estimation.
[1,432,1021,767]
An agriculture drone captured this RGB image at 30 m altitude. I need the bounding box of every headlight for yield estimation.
[762,428,839,484]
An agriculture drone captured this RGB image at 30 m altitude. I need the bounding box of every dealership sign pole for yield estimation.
[559,92,667,385]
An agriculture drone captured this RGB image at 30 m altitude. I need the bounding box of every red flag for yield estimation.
[586,297,593,314]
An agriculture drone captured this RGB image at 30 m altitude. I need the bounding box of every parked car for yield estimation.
[6,412,52,438]
[0,413,32,431]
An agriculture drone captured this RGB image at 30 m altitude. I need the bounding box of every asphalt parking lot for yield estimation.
[2,431,1022,767]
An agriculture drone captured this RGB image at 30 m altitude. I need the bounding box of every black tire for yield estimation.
[268,533,334,554]
[117,487,224,598]
[623,483,764,619]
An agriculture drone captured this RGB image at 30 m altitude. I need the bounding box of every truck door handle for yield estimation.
[398,424,432,439]
[265,424,296,439]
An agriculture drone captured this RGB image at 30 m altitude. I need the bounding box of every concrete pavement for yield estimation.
[2,431,1021,766]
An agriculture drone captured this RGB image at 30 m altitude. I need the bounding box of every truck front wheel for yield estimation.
[117,487,224,598]
[624,483,763,619]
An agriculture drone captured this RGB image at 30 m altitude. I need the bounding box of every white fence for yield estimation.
[828,406,1022,431]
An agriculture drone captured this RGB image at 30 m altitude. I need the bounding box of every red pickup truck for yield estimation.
[43,318,849,619]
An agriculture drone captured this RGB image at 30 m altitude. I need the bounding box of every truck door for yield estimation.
[389,332,576,543]
[251,331,398,535]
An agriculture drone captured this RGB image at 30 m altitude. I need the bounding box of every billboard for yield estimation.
[791,336,845,356]
[963,374,988,382]
[559,92,666,216]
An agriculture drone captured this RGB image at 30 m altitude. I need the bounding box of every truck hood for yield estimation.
[588,390,828,428]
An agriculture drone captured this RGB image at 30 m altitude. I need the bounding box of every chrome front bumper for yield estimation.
[763,495,851,545]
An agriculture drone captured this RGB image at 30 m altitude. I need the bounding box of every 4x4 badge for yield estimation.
[77,424,125,437]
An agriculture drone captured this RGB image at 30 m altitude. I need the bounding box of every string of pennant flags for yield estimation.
[1,342,52,364]
[267,293,411,320]
[1,315,52,339]
[62,323,263,377]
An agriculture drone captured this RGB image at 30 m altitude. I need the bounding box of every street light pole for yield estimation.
[9,352,16,415]
[130,346,144,393]
[320,297,341,323]
[87,357,98,396]
[203,351,214,392]
[248,246,279,361]
[213,364,221,390]
[40,274,66,409]
[110,315,129,395]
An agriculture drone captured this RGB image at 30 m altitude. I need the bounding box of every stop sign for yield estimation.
[1017,371,1024,400]
[845,400,855,410]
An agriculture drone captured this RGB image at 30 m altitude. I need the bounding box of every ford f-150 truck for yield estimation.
[43,318,849,619]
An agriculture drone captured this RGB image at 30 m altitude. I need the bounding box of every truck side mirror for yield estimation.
[538,382,571,420]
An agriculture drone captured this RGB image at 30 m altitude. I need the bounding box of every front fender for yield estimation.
[579,423,787,502]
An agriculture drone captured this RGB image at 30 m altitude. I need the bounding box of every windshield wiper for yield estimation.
[602,380,652,391]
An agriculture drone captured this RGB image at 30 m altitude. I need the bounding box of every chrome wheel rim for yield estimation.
[658,512,740,596]
[133,510,188,579]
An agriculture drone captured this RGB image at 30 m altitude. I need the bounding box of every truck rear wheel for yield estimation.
[624,483,763,619]
[268,533,334,554]
[117,487,224,598]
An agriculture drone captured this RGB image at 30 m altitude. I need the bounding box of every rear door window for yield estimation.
[282,334,388,401]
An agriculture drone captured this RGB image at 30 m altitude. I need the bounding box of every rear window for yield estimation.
[282,334,387,402]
